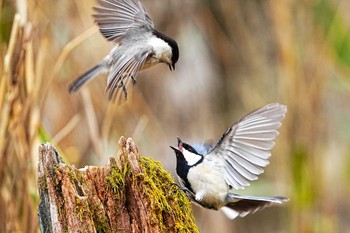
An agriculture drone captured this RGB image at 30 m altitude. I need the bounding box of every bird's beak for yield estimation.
[170,146,180,153]
[177,137,182,146]
[168,63,175,71]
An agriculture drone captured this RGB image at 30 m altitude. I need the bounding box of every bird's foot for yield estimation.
[131,75,136,84]
[172,183,196,200]
[118,80,127,100]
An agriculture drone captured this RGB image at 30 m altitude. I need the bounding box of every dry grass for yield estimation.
[0,11,40,232]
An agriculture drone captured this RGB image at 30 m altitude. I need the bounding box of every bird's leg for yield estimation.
[172,183,196,200]
[122,85,127,99]
[131,75,136,84]
[118,78,127,100]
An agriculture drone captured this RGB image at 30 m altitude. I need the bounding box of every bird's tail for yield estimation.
[68,63,107,93]
[220,193,288,219]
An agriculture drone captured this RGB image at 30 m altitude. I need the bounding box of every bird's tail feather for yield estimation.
[221,193,288,219]
[68,63,106,93]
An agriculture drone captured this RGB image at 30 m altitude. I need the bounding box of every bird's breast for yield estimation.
[141,57,161,70]
[187,163,229,209]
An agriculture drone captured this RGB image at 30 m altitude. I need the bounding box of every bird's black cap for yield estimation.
[153,29,179,69]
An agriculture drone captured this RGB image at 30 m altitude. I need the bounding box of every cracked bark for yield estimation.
[37,137,199,233]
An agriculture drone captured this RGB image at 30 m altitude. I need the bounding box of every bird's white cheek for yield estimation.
[148,37,172,63]
[183,150,202,166]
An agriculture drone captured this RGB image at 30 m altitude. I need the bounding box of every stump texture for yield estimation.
[37,137,199,233]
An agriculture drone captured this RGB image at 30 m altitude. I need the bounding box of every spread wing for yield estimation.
[106,46,152,103]
[204,103,287,190]
[93,0,154,42]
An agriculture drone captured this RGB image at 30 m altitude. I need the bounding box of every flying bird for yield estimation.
[69,0,179,103]
[171,103,288,219]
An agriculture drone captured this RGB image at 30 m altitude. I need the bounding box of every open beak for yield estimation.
[168,63,175,71]
[170,137,183,153]
[170,146,180,153]
[176,137,182,146]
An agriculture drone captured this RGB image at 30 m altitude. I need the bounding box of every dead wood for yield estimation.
[37,137,199,233]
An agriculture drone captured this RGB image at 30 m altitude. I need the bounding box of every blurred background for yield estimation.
[1,0,350,232]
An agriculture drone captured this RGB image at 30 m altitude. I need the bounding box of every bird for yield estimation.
[68,0,179,103]
[170,103,288,219]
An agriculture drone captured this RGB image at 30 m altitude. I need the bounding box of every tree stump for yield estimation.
[37,137,199,233]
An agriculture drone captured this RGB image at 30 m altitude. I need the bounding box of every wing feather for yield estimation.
[225,156,257,180]
[93,0,154,42]
[224,167,250,189]
[204,103,287,190]
[228,146,270,167]
[230,142,271,160]
[233,139,275,150]
[225,152,264,175]
[106,46,151,103]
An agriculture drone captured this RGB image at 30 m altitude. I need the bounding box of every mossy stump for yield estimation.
[37,137,199,233]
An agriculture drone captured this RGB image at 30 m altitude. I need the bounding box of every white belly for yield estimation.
[187,163,228,209]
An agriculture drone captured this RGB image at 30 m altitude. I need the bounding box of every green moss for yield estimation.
[105,162,127,197]
[104,160,130,228]
[74,196,92,222]
[103,156,198,232]
[104,156,198,232]
[139,157,199,233]
[90,202,111,233]
[67,169,78,182]
[68,167,111,232]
